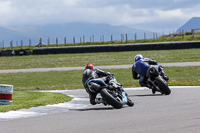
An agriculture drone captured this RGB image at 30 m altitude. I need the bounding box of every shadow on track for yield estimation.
[129,94,163,97]
[70,105,133,111]
[70,107,114,111]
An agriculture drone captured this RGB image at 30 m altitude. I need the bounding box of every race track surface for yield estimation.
[0,86,200,133]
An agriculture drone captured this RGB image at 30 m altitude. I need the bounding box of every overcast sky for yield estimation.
[0,0,200,32]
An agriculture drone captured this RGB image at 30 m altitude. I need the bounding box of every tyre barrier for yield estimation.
[0,50,15,56]
[0,49,31,56]
[33,41,200,55]
[14,49,31,56]
[0,84,13,105]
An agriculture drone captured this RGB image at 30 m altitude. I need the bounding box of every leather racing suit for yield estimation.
[132,58,158,87]
[82,68,112,105]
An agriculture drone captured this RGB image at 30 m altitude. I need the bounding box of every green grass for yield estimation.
[0,66,199,92]
[0,71,83,90]
[0,91,72,112]
[0,48,200,70]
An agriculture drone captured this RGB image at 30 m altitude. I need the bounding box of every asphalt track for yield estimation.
[0,62,199,73]
[0,86,200,133]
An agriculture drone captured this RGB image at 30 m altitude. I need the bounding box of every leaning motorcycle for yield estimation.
[146,65,171,95]
[86,75,134,109]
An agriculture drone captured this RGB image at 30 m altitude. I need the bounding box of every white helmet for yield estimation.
[134,54,143,62]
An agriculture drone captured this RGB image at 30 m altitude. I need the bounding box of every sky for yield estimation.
[0,0,200,32]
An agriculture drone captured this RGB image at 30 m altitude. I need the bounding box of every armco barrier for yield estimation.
[33,41,200,55]
[0,84,13,105]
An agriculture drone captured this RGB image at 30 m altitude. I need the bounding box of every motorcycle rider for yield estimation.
[82,64,115,105]
[132,54,169,93]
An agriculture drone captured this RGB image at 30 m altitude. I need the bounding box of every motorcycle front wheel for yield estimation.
[100,88,123,109]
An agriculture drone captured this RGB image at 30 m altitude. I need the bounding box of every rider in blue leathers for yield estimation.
[132,54,169,90]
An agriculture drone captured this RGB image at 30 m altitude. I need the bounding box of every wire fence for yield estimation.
[0,29,199,48]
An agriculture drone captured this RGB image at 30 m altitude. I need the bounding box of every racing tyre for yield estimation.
[155,76,171,95]
[100,88,123,109]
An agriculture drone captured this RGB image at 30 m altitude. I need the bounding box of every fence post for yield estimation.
[2,41,4,49]
[121,34,123,43]
[39,38,42,44]
[56,37,58,46]
[134,33,137,42]
[83,35,85,43]
[92,35,94,43]
[29,39,31,46]
[73,37,75,44]
[64,37,67,46]
[48,38,50,45]
[192,29,194,38]
[10,40,13,48]
[111,35,113,42]
[125,33,128,43]
[21,40,23,47]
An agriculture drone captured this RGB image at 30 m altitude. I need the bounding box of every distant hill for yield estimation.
[176,17,200,32]
[0,27,29,47]
[0,23,154,47]
[38,23,153,43]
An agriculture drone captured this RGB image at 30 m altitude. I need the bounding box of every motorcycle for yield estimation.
[146,65,171,95]
[86,75,134,109]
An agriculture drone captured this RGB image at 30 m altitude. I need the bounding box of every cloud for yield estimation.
[0,0,200,32]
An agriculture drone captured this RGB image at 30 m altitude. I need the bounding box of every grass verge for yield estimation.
[0,48,199,70]
[0,66,199,91]
[0,91,72,112]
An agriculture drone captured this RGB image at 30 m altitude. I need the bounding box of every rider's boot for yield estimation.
[161,72,169,81]
[127,98,134,107]
[147,83,156,94]
[159,66,169,81]
[151,87,156,94]
[124,93,134,107]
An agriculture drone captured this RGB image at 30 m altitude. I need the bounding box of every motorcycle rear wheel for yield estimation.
[100,88,123,109]
[155,76,171,95]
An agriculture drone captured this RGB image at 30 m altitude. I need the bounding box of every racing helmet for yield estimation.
[134,54,143,62]
[85,64,94,70]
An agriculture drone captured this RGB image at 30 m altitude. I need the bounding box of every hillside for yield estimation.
[176,17,200,32]
[0,23,153,47]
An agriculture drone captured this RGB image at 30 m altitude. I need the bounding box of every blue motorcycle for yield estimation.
[86,75,134,109]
